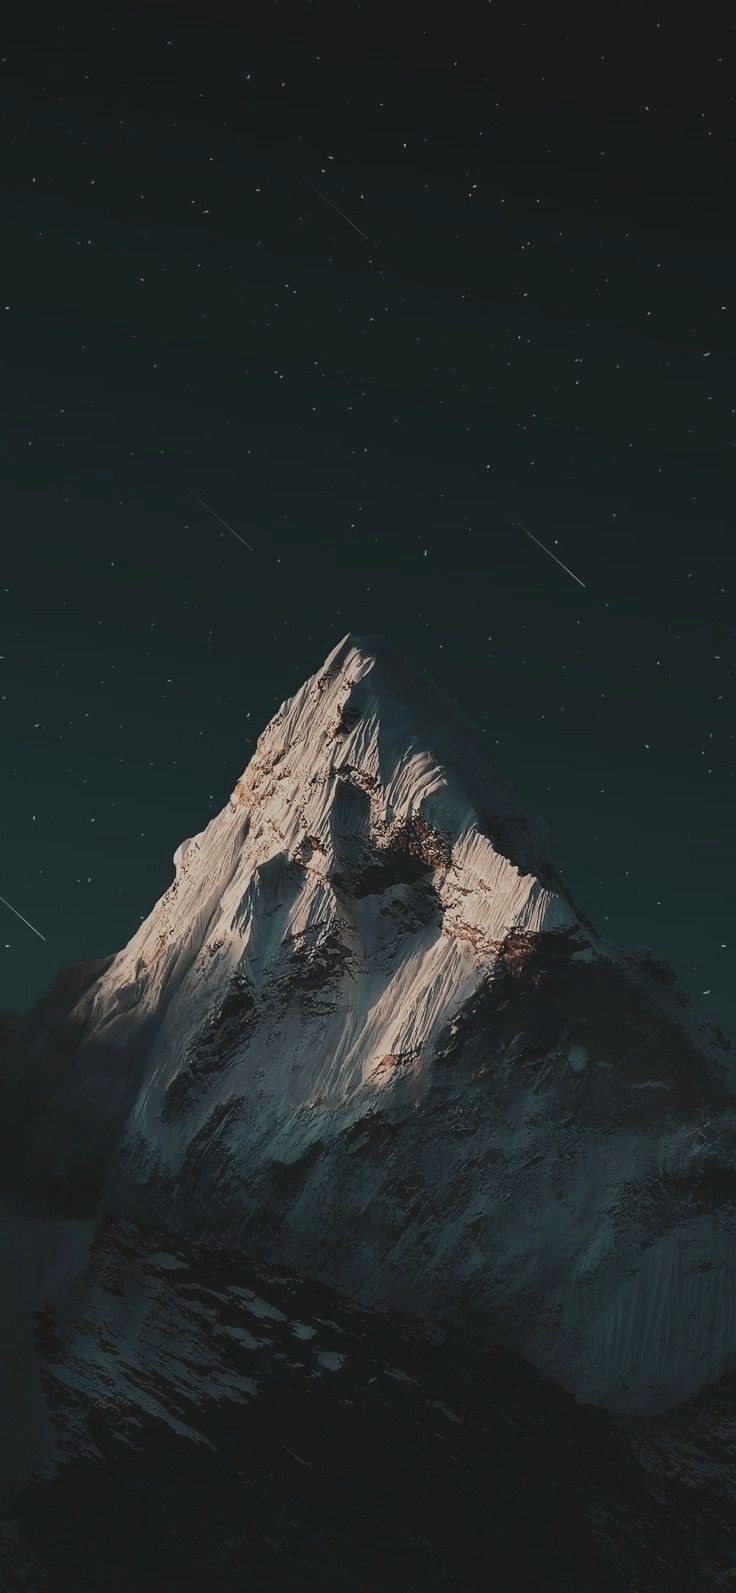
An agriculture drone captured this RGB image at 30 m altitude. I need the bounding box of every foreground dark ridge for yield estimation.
[1,1215,734,1593]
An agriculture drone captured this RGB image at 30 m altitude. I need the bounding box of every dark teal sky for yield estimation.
[2,2,734,1035]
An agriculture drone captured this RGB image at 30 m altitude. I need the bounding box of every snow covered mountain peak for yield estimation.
[229,630,572,902]
[86,632,581,1089]
[10,635,736,1416]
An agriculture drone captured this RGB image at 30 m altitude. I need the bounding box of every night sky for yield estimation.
[2,2,734,1035]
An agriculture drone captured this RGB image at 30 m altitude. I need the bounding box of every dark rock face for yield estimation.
[0,956,145,1217]
[1,1215,733,1593]
[0,1210,94,1515]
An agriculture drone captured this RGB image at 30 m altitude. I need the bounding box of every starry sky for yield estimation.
[2,1,734,1034]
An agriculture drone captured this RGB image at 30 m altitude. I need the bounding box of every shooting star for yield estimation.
[510,515,586,589]
[298,174,370,242]
[0,892,46,941]
[181,484,254,552]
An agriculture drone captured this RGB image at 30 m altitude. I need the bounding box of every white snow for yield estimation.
[315,1351,345,1372]
[229,1290,287,1322]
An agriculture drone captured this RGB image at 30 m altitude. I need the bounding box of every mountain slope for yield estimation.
[5,1213,735,1593]
[5,634,736,1413]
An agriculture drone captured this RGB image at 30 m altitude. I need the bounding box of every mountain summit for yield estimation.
[88,630,583,1108]
[6,635,736,1413]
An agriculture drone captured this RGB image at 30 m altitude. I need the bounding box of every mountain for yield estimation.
[3,634,736,1416]
[3,1213,735,1593]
